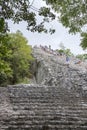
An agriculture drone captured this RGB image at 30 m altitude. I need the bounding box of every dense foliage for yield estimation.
[0,31,34,86]
[0,34,12,86]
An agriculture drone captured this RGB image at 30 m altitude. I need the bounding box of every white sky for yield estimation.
[8,0,86,55]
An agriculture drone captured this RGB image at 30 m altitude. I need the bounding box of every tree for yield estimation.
[80,32,87,50]
[64,48,73,56]
[8,31,34,84]
[58,43,73,56]
[0,0,55,34]
[0,31,34,86]
[76,54,87,60]
[44,0,87,49]
[1,0,87,48]
[1,0,87,34]
[44,0,87,34]
[0,34,12,85]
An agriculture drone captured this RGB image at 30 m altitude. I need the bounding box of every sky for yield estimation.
[8,0,86,55]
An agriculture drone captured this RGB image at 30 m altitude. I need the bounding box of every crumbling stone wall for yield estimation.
[33,47,87,92]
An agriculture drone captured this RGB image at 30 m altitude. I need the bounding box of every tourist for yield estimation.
[66,55,70,62]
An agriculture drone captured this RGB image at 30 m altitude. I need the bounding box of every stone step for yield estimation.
[1,85,86,129]
[2,124,87,130]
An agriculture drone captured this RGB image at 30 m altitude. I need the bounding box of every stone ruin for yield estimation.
[0,47,87,130]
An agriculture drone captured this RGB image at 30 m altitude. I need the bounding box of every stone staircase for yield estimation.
[1,47,87,130]
[1,84,87,130]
